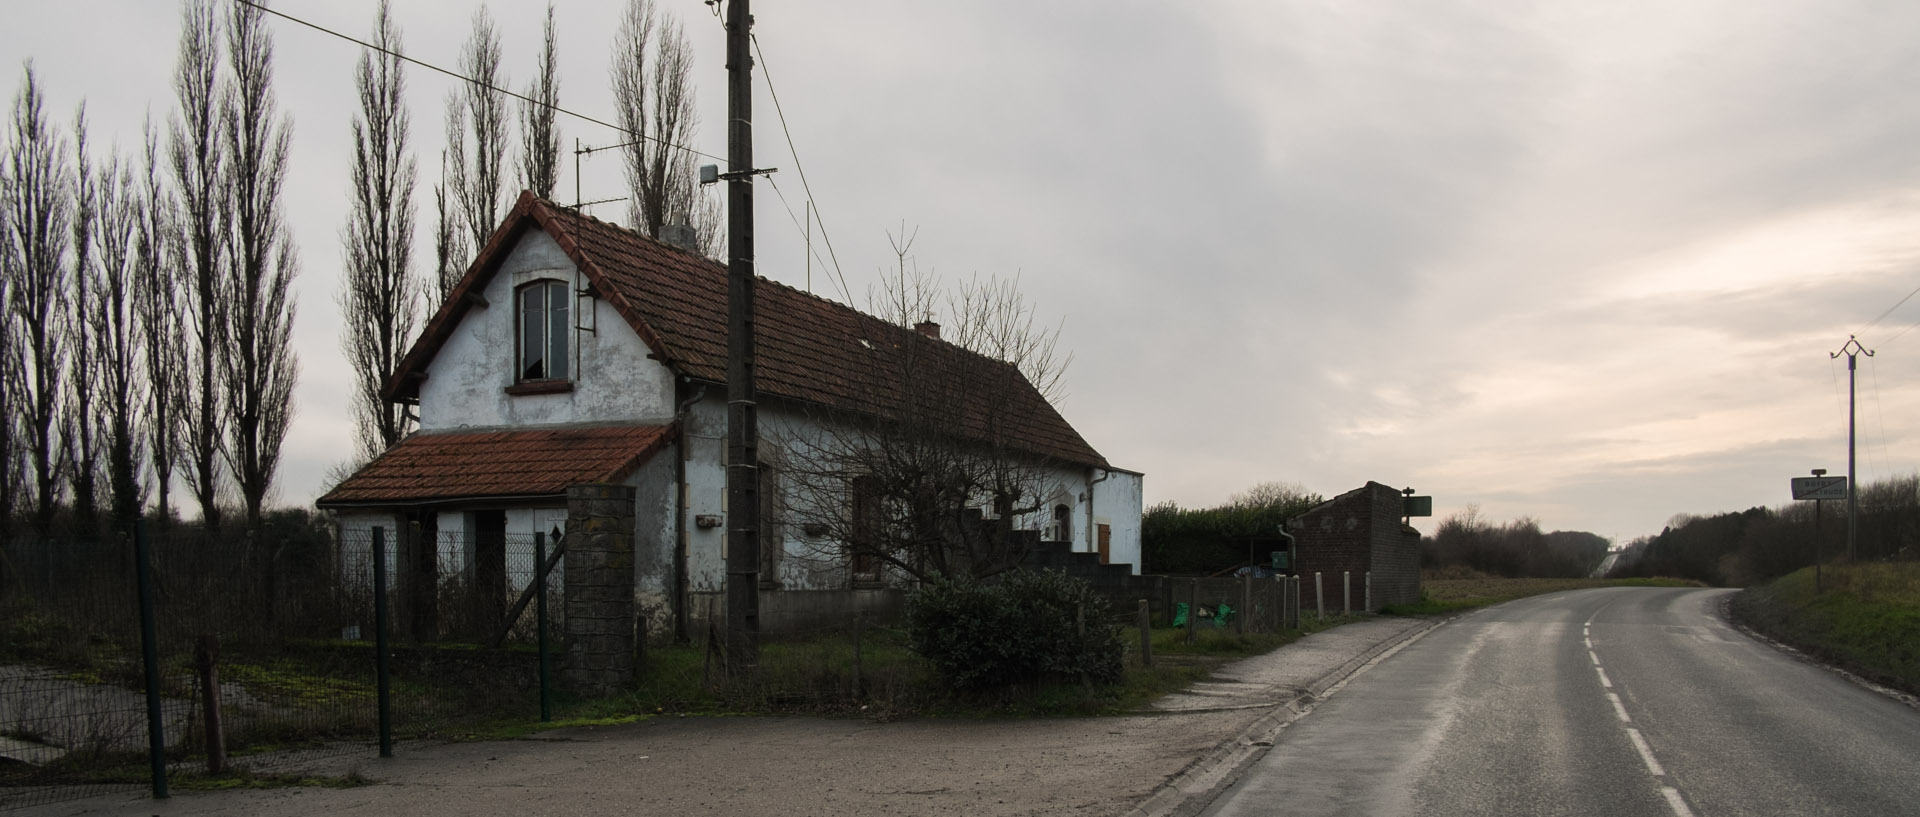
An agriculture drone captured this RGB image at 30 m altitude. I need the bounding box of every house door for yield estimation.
[1097,524,1112,565]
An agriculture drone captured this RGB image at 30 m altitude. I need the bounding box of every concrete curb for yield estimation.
[1122,616,1452,817]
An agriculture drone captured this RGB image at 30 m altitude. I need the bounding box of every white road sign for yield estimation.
[1790,476,1848,501]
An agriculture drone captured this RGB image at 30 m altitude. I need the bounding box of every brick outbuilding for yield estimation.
[1285,481,1422,612]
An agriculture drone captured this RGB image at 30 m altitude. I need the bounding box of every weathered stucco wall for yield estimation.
[417,230,676,431]
[1093,470,1145,574]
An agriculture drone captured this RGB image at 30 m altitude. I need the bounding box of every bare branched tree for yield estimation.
[4,63,74,540]
[136,121,183,527]
[339,0,417,462]
[65,104,101,537]
[430,151,467,304]
[0,188,17,546]
[446,6,509,264]
[89,141,146,528]
[170,0,229,529]
[518,3,561,200]
[219,0,299,529]
[781,233,1074,582]
[611,0,718,251]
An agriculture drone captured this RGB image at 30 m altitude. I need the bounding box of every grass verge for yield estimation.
[1382,574,1703,616]
[1729,562,1920,696]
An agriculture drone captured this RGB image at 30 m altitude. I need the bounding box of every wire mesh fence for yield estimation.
[1169,575,1305,635]
[0,524,563,812]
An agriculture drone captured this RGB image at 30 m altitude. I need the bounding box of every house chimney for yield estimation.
[914,320,941,339]
[659,223,699,252]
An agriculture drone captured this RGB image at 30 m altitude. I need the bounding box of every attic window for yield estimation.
[517,280,570,381]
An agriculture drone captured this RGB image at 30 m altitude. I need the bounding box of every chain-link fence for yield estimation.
[1168,575,1307,636]
[0,524,562,812]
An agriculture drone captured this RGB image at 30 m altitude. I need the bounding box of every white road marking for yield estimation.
[1595,666,1613,688]
[1606,691,1631,723]
[1589,651,1601,666]
[1661,787,1699,817]
[1625,727,1665,776]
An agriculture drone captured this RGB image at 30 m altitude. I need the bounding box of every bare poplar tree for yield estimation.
[340,0,418,461]
[136,121,183,527]
[66,105,101,536]
[4,64,74,540]
[518,3,561,200]
[0,185,19,545]
[781,235,1073,582]
[611,0,718,250]
[88,143,146,527]
[446,6,509,262]
[220,0,298,529]
[169,0,229,529]
[430,152,467,304]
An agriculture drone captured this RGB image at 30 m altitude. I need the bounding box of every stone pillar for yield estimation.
[563,484,637,696]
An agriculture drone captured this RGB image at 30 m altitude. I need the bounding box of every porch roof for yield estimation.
[316,424,673,508]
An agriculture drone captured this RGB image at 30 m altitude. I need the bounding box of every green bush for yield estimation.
[906,570,1124,691]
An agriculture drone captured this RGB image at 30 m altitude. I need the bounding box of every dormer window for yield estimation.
[517,280,570,381]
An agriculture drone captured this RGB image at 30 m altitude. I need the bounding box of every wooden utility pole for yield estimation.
[724,0,760,677]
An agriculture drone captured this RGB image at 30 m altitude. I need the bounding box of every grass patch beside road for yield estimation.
[1730,563,1920,696]
[1383,573,1702,616]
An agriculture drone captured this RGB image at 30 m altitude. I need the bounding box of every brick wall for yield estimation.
[1289,481,1421,612]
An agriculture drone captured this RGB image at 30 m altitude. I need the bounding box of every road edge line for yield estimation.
[1123,616,1451,817]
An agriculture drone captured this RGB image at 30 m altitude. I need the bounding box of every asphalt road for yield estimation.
[1196,587,1920,817]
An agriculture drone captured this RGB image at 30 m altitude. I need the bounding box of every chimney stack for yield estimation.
[914,321,941,340]
[659,223,699,252]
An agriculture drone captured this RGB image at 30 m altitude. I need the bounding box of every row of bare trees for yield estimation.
[342,0,720,466]
[4,0,734,544]
[0,0,297,544]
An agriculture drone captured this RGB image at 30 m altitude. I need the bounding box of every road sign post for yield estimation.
[1791,472,1844,592]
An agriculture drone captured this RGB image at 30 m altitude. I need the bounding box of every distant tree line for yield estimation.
[1420,505,1609,579]
[1142,481,1324,575]
[1608,474,1919,587]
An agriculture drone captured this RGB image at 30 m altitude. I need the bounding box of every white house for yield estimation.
[318,191,1143,638]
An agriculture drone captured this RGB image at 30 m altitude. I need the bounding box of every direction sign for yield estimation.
[1791,476,1847,501]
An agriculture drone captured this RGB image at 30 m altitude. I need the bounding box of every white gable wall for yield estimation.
[418,230,676,430]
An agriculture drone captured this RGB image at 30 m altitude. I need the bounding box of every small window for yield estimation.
[517,280,570,381]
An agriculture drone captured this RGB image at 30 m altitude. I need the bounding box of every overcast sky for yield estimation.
[8,1,1920,544]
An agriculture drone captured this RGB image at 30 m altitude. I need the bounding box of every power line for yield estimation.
[750,32,853,303]
[765,176,851,303]
[1860,279,1920,334]
[236,0,724,164]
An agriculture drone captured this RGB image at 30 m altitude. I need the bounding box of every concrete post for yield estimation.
[1365,571,1373,612]
[1343,571,1351,615]
[563,484,638,696]
[1315,572,1324,618]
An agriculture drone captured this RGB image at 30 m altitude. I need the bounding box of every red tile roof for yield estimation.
[387,192,1108,468]
[316,425,673,507]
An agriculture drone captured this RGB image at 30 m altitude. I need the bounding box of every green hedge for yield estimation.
[906,570,1124,691]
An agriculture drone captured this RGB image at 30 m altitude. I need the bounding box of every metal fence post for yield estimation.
[1315,572,1324,618]
[1366,571,1373,612]
[1185,578,1197,643]
[373,527,393,758]
[1236,574,1248,635]
[133,518,169,800]
[1137,599,1153,667]
[1343,571,1351,615]
[535,530,552,722]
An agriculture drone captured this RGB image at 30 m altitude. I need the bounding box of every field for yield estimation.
[1729,562,1920,696]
